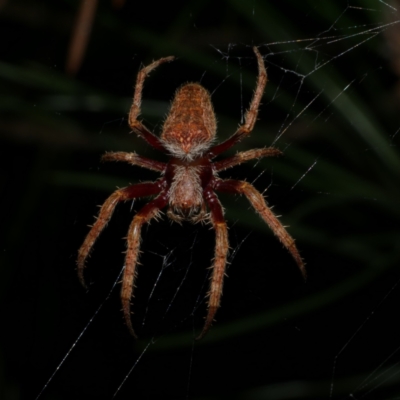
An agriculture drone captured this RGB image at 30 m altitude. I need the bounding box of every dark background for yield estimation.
[1,1,400,399]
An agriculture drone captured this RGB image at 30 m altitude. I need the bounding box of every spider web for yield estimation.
[2,1,400,399]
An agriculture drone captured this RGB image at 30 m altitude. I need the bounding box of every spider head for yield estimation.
[161,83,216,161]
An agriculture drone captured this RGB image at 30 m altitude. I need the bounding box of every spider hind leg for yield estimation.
[128,56,174,152]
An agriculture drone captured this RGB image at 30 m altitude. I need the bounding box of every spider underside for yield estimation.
[77,47,305,340]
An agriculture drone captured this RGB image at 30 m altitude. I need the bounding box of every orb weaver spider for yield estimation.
[77,47,305,339]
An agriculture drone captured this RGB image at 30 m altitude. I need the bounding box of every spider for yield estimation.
[77,47,306,340]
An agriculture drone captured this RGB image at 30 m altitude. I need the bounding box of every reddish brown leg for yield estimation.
[121,192,169,337]
[214,147,282,172]
[129,124,166,152]
[209,47,267,157]
[215,179,306,279]
[128,56,174,152]
[196,187,229,340]
[102,151,166,172]
[77,181,164,288]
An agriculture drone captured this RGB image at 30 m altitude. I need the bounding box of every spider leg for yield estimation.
[196,188,229,340]
[129,123,167,153]
[122,191,169,338]
[214,147,282,172]
[209,47,267,157]
[128,56,175,152]
[215,179,306,279]
[102,151,166,172]
[77,181,164,288]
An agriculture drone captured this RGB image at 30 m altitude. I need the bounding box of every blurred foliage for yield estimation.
[1,0,400,399]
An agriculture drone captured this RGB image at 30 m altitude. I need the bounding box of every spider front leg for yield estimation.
[77,181,164,288]
[215,179,306,279]
[197,187,229,340]
[128,56,174,152]
[121,192,169,338]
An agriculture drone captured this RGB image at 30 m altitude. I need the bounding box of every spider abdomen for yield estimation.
[161,83,217,160]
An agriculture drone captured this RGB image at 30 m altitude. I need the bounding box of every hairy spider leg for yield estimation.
[102,151,166,172]
[77,181,164,288]
[196,187,229,340]
[130,123,167,152]
[215,179,306,279]
[213,147,282,172]
[209,46,268,157]
[121,191,169,338]
[128,56,175,152]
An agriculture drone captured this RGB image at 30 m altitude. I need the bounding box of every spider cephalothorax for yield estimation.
[77,47,305,339]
